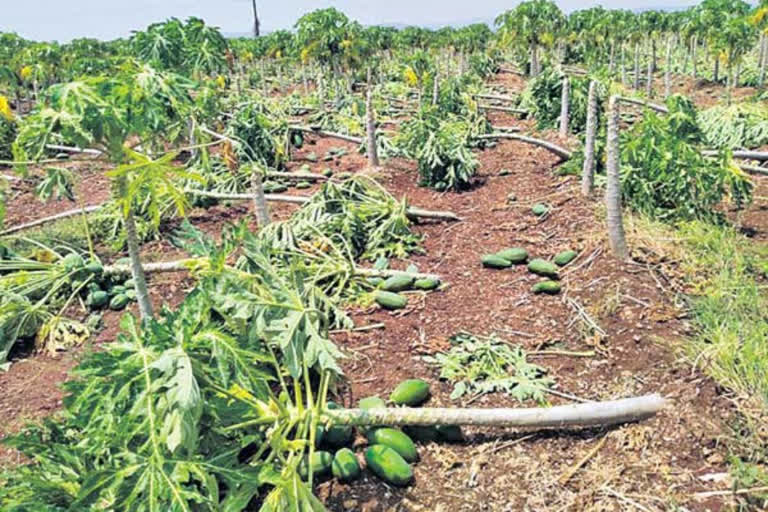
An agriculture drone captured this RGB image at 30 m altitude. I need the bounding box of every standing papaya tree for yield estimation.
[698,0,752,84]
[752,2,768,87]
[12,63,199,321]
[296,8,352,80]
[495,0,564,77]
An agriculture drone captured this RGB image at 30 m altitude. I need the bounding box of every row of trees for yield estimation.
[3,0,766,108]
[496,0,767,87]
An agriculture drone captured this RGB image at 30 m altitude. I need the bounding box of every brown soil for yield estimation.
[1,71,766,511]
[4,159,112,227]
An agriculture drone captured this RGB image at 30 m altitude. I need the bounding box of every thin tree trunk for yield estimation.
[317,70,325,105]
[530,43,539,77]
[251,0,260,37]
[188,119,197,159]
[289,125,363,144]
[616,96,668,113]
[326,394,665,428]
[186,190,462,221]
[559,76,569,137]
[664,37,672,98]
[365,69,379,168]
[714,57,719,83]
[107,258,444,282]
[652,39,657,72]
[475,133,572,160]
[646,49,653,97]
[261,60,268,96]
[760,33,767,89]
[0,205,103,236]
[432,71,439,105]
[634,42,640,90]
[621,43,627,85]
[605,96,628,260]
[609,42,616,73]
[692,35,698,78]
[250,170,270,225]
[124,207,154,321]
[582,81,598,197]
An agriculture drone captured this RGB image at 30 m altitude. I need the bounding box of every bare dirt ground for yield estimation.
[2,70,767,511]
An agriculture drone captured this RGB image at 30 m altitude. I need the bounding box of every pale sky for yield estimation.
[3,1,696,42]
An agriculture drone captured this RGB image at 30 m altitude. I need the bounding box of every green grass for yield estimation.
[655,220,768,501]
[629,214,768,501]
[676,221,768,406]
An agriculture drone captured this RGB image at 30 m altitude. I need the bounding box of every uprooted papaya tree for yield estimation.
[0,225,665,511]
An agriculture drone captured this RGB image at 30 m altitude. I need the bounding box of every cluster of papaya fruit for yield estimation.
[61,254,137,312]
[482,247,578,295]
[306,379,462,487]
[370,273,441,311]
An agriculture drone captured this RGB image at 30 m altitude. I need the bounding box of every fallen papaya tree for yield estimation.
[103,256,441,282]
[325,394,665,428]
[0,239,665,511]
[288,124,364,145]
[475,133,573,161]
[185,189,461,222]
[477,104,529,115]
[0,178,461,237]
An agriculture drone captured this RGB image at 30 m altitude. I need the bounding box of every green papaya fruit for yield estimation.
[365,445,413,486]
[390,379,430,406]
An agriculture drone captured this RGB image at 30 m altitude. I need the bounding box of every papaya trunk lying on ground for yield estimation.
[0,193,460,237]
[477,104,528,115]
[325,394,665,428]
[475,133,572,161]
[185,189,461,221]
[104,257,442,282]
[288,125,364,145]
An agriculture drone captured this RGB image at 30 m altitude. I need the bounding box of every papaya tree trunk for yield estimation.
[609,41,616,73]
[759,34,767,89]
[714,57,719,83]
[261,60,269,96]
[652,38,657,72]
[251,170,270,226]
[317,70,325,106]
[432,71,439,105]
[646,46,654,97]
[621,43,627,85]
[477,133,571,160]
[326,394,665,428]
[633,42,640,90]
[582,81,598,197]
[530,43,539,77]
[664,37,672,98]
[559,75,569,137]
[726,59,734,106]
[605,96,628,260]
[692,35,698,78]
[365,69,379,168]
[123,203,153,321]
